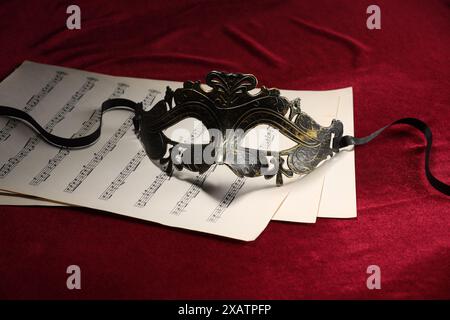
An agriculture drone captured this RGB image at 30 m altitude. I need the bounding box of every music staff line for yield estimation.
[134,172,169,208]
[169,165,216,216]
[206,126,277,223]
[99,149,147,200]
[133,119,209,211]
[30,83,129,186]
[63,89,160,194]
[0,77,98,179]
[207,177,245,223]
[0,71,67,142]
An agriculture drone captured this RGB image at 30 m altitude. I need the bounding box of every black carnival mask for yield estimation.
[0,71,448,195]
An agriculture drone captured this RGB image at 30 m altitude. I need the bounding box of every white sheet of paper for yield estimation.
[315,88,356,218]
[0,191,62,206]
[0,61,357,239]
[272,88,356,222]
[0,61,289,241]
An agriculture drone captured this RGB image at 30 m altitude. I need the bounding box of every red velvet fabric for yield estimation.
[0,0,448,299]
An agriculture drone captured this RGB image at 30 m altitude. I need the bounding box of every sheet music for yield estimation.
[0,61,356,239]
[0,61,288,240]
[272,88,356,222]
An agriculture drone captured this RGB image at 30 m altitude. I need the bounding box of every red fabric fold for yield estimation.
[0,0,448,299]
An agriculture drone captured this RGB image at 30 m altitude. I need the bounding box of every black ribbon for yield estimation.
[0,100,449,196]
[0,98,138,148]
[336,118,449,196]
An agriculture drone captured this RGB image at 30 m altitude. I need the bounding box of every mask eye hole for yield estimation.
[240,125,297,151]
[163,117,210,144]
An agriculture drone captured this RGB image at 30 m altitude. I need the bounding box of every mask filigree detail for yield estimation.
[135,71,343,185]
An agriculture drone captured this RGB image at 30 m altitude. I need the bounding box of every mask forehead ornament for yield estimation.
[135,71,344,185]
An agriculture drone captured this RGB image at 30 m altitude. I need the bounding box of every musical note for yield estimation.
[169,165,216,216]
[64,89,159,193]
[0,71,66,142]
[99,149,147,200]
[207,127,276,222]
[134,172,169,208]
[29,83,130,186]
[142,89,160,111]
[207,177,245,223]
[0,77,97,179]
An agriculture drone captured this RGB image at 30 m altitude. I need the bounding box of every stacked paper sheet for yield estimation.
[0,61,356,240]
